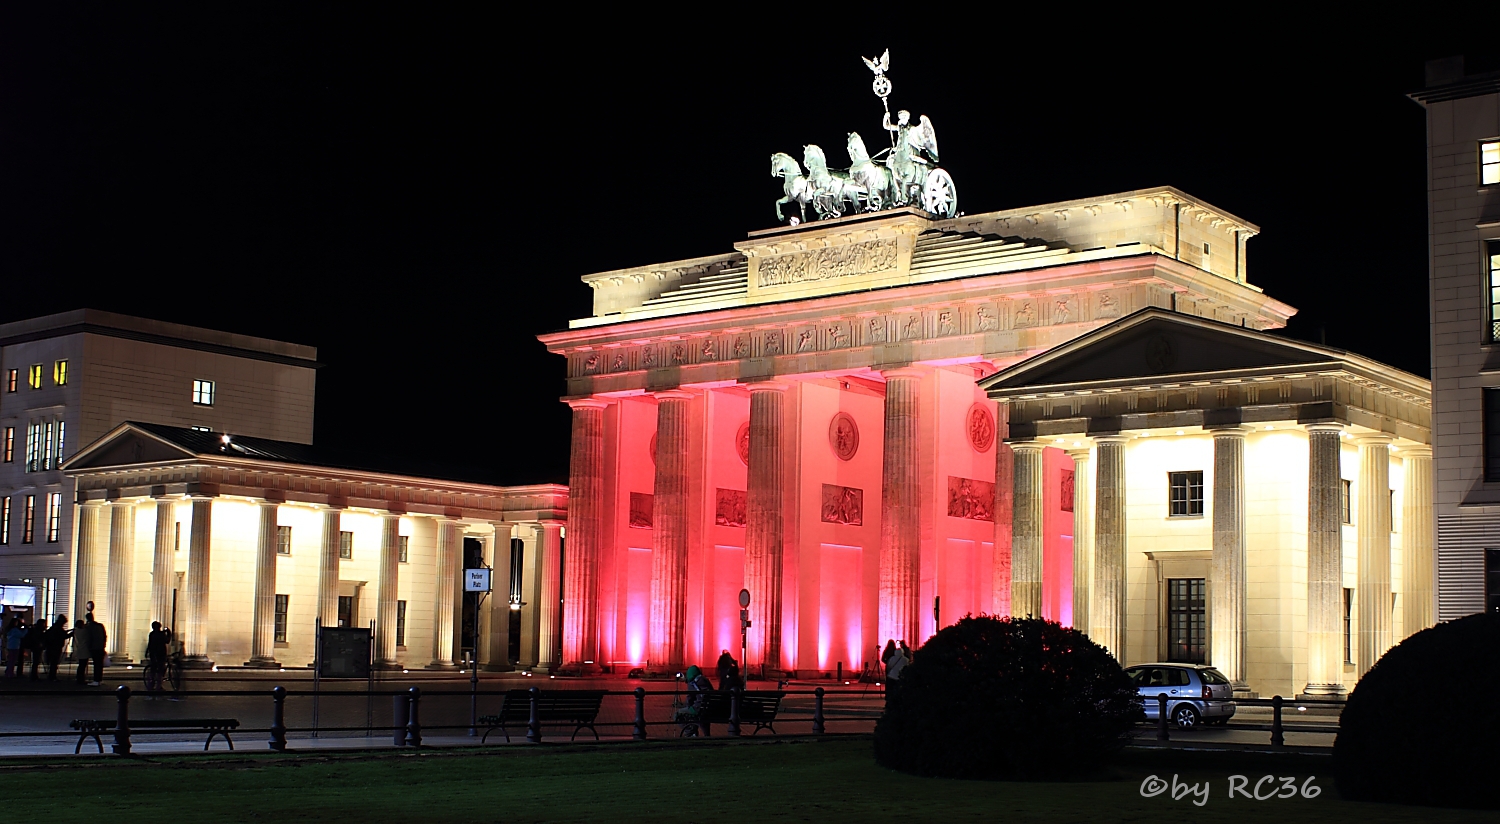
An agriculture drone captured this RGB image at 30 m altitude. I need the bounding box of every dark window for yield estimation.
[395,600,407,647]
[277,525,292,555]
[337,595,353,628]
[1485,388,1500,482]
[1486,549,1500,614]
[1166,578,1206,663]
[339,530,353,560]
[174,521,181,552]
[1340,480,1352,524]
[274,594,289,642]
[1198,668,1230,685]
[1390,490,1397,533]
[1343,588,1354,663]
[398,535,409,564]
[1168,471,1204,517]
[509,537,525,606]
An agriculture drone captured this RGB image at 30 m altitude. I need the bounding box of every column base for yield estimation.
[180,655,215,671]
[1232,689,1259,699]
[372,660,404,671]
[1299,683,1348,700]
[425,661,459,670]
[243,657,280,669]
[108,655,135,665]
[560,661,603,676]
[481,662,515,673]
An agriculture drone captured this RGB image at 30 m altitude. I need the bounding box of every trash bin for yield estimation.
[393,694,410,746]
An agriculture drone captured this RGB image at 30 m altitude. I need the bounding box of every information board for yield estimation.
[465,568,492,592]
[318,627,372,679]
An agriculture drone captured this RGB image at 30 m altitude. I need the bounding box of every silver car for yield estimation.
[1124,663,1236,729]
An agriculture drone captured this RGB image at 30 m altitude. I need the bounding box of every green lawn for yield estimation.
[7,738,1491,823]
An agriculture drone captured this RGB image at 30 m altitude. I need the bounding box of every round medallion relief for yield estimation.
[829,412,859,461]
[649,432,658,465]
[967,403,996,453]
[735,421,751,466]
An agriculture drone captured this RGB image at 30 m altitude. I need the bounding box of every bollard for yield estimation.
[1156,693,1170,741]
[728,687,742,737]
[406,687,423,748]
[393,694,410,746]
[268,686,288,752]
[1271,695,1284,748]
[527,686,541,743]
[836,662,842,682]
[113,685,132,756]
[633,687,647,741]
[813,687,825,734]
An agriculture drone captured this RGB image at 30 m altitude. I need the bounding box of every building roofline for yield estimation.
[1408,70,1500,105]
[0,309,320,368]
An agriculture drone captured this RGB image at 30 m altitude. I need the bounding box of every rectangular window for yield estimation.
[1486,549,1500,614]
[174,521,181,552]
[192,379,215,406]
[1167,471,1204,517]
[53,360,68,386]
[45,492,61,542]
[398,535,409,564]
[54,421,64,467]
[1486,388,1500,482]
[0,498,9,545]
[339,530,353,560]
[1343,588,1354,663]
[1484,140,1500,186]
[1165,577,1206,663]
[22,495,35,543]
[5,369,15,392]
[395,600,407,647]
[337,595,353,628]
[25,422,41,472]
[27,365,41,390]
[1390,489,1398,533]
[42,422,54,470]
[277,525,293,555]
[1490,242,1500,343]
[274,594,289,643]
[509,537,525,607]
[3,427,12,462]
[1340,479,1353,524]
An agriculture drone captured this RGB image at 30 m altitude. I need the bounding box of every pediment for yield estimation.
[63,426,197,471]
[984,310,1335,391]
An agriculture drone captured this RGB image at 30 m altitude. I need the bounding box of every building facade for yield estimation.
[1410,57,1500,617]
[0,310,317,624]
[540,187,1300,681]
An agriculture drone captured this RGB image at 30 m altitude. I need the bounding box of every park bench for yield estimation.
[477,690,605,743]
[678,690,783,736]
[69,718,239,753]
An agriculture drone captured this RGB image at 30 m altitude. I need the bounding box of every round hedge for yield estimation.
[1335,613,1500,808]
[873,615,1138,779]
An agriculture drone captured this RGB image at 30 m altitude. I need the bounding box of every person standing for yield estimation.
[72,619,93,685]
[715,650,740,691]
[22,619,44,679]
[4,617,27,677]
[42,615,69,681]
[85,614,107,685]
[144,622,171,694]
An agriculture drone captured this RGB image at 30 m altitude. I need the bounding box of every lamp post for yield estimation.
[738,588,751,681]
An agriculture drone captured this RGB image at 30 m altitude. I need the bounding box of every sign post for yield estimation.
[738,588,751,682]
[465,568,492,736]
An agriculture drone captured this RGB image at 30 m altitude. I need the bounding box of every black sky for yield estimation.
[2,10,1497,486]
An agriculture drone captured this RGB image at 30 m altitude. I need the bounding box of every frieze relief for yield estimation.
[821,484,864,526]
[866,317,888,343]
[975,303,1000,332]
[756,238,899,288]
[1014,300,1037,328]
[936,308,958,336]
[1096,291,1122,319]
[900,313,924,341]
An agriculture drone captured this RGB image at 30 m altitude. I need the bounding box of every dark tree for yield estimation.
[873,615,1138,779]
[1335,613,1500,809]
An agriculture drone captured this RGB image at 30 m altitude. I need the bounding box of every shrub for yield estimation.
[873,615,1138,779]
[1334,613,1500,808]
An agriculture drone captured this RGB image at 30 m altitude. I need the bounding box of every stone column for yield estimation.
[1210,427,1248,690]
[1092,435,1129,660]
[429,517,461,668]
[746,382,788,672]
[563,399,607,671]
[316,505,343,629]
[880,368,922,647]
[1357,435,1392,675]
[1010,441,1046,618]
[374,512,402,667]
[1304,423,1346,696]
[483,523,513,671]
[246,500,281,667]
[649,390,691,672]
[536,522,563,672]
[1067,447,1092,634]
[183,496,214,666]
[1401,446,1435,636]
[73,501,105,622]
[992,402,1013,617]
[105,500,137,661]
[149,498,176,631]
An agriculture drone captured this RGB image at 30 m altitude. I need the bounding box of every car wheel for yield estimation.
[1172,704,1199,730]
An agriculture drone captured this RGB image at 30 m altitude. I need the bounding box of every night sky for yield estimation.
[3,11,1497,486]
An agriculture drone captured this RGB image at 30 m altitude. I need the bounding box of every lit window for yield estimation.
[192,379,215,406]
[190,425,211,433]
[1343,588,1354,663]
[1489,242,1500,343]
[53,360,68,386]
[0,498,9,545]
[54,421,64,467]
[27,365,41,390]
[1340,479,1353,523]
[396,600,407,647]
[42,422,54,470]
[277,525,293,556]
[1484,140,1500,186]
[22,495,35,544]
[24,423,41,472]
[398,535,409,564]
[45,493,61,542]
[274,594,289,643]
[339,530,353,560]
[2,427,12,463]
[4,369,15,392]
[1167,471,1204,517]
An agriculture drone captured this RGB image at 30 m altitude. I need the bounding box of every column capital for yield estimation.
[1092,434,1131,445]
[1065,445,1092,461]
[880,366,927,381]
[1304,422,1345,434]
[1400,444,1433,459]
[652,389,694,401]
[1354,433,1393,447]
[743,380,790,393]
[1006,438,1047,452]
[1209,425,1251,438]
[565,397,611,411]
[257,498,282,510]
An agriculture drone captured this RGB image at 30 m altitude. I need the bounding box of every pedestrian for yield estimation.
[899,640,912,662]
[881,638,896,667]
[42,615,69,681]
[85,613,107,685]
[72,619,93,685]
[885,642,908,697]
[683,664,715,737]
[716,649,740,691]
[144,622,171,694]
[4,617,26,677]
[22,618,44,679]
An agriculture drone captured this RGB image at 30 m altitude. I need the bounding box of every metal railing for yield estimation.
[1147,693,1342,748]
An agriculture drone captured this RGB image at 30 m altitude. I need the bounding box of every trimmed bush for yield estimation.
[1335,613,1500,808]
[873,616,1138,779]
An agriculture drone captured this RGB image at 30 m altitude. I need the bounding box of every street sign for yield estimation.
[465,568,492,592]
[739,588,751,608]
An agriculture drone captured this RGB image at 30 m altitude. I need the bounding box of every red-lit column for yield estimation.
[880,368,922,648]
[563,398,607,671]
[991,401,1013,617]
[1010,440,1045,618]
[745,382,788,674]
[648,390,691,672]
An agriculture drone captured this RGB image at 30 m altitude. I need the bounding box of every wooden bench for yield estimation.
[678,691,783,736]
[477,690,605,743]
[69,718,239,753]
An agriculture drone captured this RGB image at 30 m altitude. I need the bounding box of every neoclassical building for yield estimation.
[540,187,1312,681]
[63,422,565,670]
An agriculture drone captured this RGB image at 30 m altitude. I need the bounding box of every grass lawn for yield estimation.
[6,737,1491,823]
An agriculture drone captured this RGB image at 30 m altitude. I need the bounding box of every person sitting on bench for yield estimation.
[682,665,714,736]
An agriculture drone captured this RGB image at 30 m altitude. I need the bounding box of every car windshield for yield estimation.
[1198,668,1230,685]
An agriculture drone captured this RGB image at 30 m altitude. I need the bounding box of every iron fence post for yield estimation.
[527,686,541,743]
[1271,695,1284,748]
[113,685,132,756]
[269,686,288,752]
[633,687,647,741]
[406,687,423,747]
[728,687,741,737]
[813,687,825,734]
[1156,693,1169,741]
